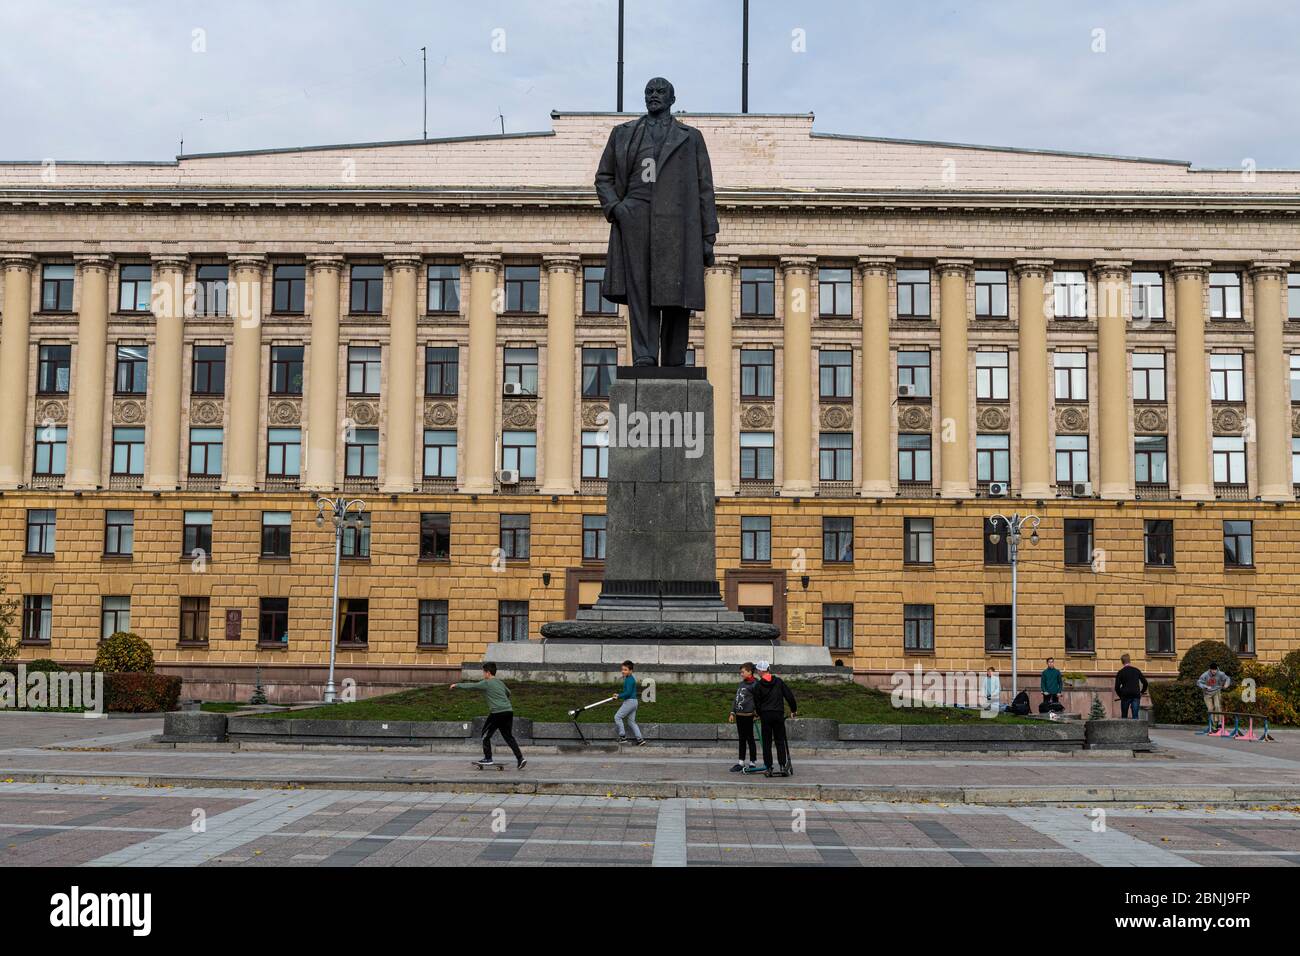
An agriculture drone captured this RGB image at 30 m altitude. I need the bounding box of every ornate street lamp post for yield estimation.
[986,512,1041,702]
[315,496,366,704]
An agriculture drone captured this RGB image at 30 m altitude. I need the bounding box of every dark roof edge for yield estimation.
[172,130,556,161]
[810,131,1191,167]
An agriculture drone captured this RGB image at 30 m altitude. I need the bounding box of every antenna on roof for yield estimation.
[616,0,625,111]
[497,110,505,135]
[421,47,428,140]
[741,0,749,113]
[179,137,184,156]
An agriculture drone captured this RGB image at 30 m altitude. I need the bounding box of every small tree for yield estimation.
[0,578,19,666]
[93,632,155,673]
[1088,693,1107,720]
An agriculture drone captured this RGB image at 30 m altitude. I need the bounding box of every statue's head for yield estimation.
[644,77,675,116]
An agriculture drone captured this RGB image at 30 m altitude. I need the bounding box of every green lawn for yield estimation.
[251,681,1036,725]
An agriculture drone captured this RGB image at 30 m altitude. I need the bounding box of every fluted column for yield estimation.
[938,260,972,497]
[224,255,266,491]
[381,255,420,493]
[304,257,342,491]
[539,256,579,496]
[461,254,501,494]
[67,255,114,490]
[780,257,814,495]
[0,255,35,488]
[1173,262,1211,500]
[704,257,736,496]
[1094,261,1131,499]
[859,257,893,496]
[141,256,186,491]
[1251,261,1291,500]
[1014,260,1051,498]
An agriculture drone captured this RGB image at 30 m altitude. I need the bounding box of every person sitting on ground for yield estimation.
[450,662,526,769]
[1040,657,1063,709]
[1197,663,1232,731]
[981,666,1002,713]
[614,660,646,746]
[727,662,760,773]
[1113,653,1149,720]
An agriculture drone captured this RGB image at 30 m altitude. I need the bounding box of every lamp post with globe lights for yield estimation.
[315,496,366,704]
[987,512,1041,702]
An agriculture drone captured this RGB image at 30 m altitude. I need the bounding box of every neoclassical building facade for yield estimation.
[3,112,1300,696]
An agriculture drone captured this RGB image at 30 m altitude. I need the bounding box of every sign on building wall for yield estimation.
[225,610,242,641]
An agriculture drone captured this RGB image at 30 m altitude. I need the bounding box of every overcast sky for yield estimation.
[2,0,1298,167]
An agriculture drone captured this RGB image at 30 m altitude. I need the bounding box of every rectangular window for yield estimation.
[118,264,152,312]
[266,428,302,477]
[25,509,56,556]
[581,430,609,479]
[1135,436,1168,485]
[183,510,212,556]
[341,512,371,559]
[503,347,539,395]
[1145,606,1175,654]
[1064,605,1095,654]
[1225,607,1255,655]
[179,596,210,644]
[1209,272,1242,320]
[504,265,540,313]
[984,605,1012,652]
[1144,519,1174,567]
[740,267,775,316]
[819,432,852,481]
[37,344,71,394]
[739,432,775,481]
[1210,353,1245,403]
[188,427,224,477]
[822,516,853,563]
[419,599,449,647]
[896,268,931,318]
[904,517,934,565]
[114,345,148,394]
[33,426,67,476]
[740,349,775,399]
[898,434,932,483]
[1132,352,1166,401]
[1063,518,1093,566]
[1055,435,1089,484]
[582,347,618,398]
[740,516,771,562]
[1292,355,1300,402]
[1213,436,1246,485]
[422,429,457,479]
[41,263,74,311]
[1290,273,1300,321]
[22,595,52,644]
[101,596,130,640]
[350,265,384,314]
[904,604,935,652]
[974,269,1008,319]
[1052,270,1088,319]
[111,427,145,476]
[976,434,1010,483]
[269,345,304,395]
[427,264,461,314]
[425,346,459,397]
[498,600,529,642]
[1223,520,1253,567]
[1132,271,1165,321]
[347,346,381,396]
[582,514,607,561]
[822,603,853,650]
[104,510,134,557]
[819,350,852,399]
[337,598,369,644]
[741,605,774,625]
[501,430,537,479]
[419,512,451,560]
[259,598,289,645]
[272,264,305,313]
[345,428,379,478]
[976,350,1009,400]
[192,345,226,395]
[195,264,228,316]
[1053,351,1088,400]
[582,265,618,315]
[500,514,531,560]
[984,517,1009,565]
[1293,437,1300,485]
[818,268,852,317]
[260,511,291,558]
[897,350,932,397]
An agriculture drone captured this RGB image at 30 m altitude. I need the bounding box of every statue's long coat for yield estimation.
[594,116,718,311]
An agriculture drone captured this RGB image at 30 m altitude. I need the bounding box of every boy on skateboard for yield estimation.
[450,662,527,769]
[727,661,761,772]
[614,660,647,746]
[752,660,797,777]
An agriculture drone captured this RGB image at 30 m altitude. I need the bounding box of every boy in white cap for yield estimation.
[751,659,798,776]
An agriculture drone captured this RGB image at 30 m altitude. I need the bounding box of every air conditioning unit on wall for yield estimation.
[497,469,520,485]
[1071,481,1093,498]
[987,482,1009,497]
[503,382,526,396]
[897,383,916,399]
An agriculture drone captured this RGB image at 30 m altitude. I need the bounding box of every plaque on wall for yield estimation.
[225,610,242,641]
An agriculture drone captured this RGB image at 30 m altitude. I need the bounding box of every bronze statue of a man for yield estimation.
[594,77,718,367]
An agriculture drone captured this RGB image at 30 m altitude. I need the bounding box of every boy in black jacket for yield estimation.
[752,660,797,777]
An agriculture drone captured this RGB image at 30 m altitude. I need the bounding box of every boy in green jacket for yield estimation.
[451,662,527,769]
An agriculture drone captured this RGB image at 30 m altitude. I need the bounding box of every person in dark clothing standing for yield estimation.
[451,662,526,769]
[1114,653,1149,720]
[727,662,760,772]
[752,660,797,777]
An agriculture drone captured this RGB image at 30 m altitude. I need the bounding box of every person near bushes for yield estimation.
[450,662,527,769]
[1197,663,1233,731]
[752,660,797,776]
[727,661,760,772]
[613,660,646,746]
[981,666,1002,713]
[1114,654,1149,720]
[1040,657,1063,708]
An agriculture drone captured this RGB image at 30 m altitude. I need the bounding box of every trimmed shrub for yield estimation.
[93,632,154,674]
[104,673,181,713]
[1176,640,1241,684]
[1226,685,1299,726]
[1150,680,1208,724]
[1275,649,1300,702]
[25,658,63,674]
[1240,658,1278,689]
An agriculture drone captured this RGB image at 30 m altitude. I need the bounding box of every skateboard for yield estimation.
[472,762,505,771]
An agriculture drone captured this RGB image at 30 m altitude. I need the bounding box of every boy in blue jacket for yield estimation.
[614,660,646,746]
